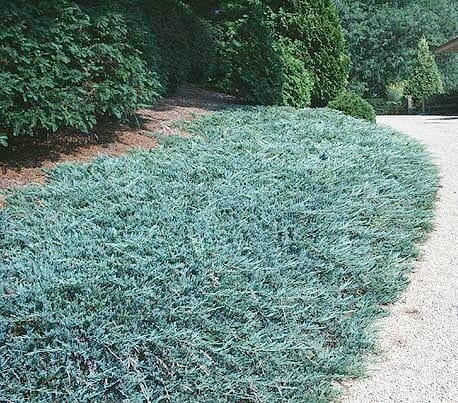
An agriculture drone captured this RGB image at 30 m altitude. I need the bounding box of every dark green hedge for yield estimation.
[143,0,214,92]
[0,0,213,145]
[0,0,351,144]
[276,38,315,108]
[205,0,349,107]
[0,1,162,145]
[208,1,285,105]
[269,0,350,106]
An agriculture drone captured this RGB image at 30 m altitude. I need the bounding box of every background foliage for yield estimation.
[268,0,350,106]
[207,0,349,106]
[0,0,352,144]
[406,38,444,108]
[208,1,285,105]
[1,0,457,145]
[143,0,214,91]
[335,0,458,98]
[276,38,315,108]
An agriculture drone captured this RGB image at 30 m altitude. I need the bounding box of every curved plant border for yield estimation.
[0,107,438,401]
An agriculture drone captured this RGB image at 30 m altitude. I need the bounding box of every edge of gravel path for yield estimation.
[339,115,458,403]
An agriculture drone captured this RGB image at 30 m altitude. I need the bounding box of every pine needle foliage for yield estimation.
[0,108,438,401]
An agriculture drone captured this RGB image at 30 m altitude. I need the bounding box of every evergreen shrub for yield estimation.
[406,38,444,112]
[0,1,161,145]
[209,1,284,105]
[207,0,349,106]
[276,39,314,108]
[269,0,350,106]
[328,91,376,123]
[143,0,215,91]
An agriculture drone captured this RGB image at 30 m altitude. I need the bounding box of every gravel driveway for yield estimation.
[340,115,458,402]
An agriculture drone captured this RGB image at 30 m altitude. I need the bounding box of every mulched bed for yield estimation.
[0,85,240,190]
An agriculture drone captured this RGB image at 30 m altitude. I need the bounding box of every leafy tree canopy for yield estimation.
[336,0,458,97]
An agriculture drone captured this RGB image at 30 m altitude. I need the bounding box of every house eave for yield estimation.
[436,37,458,54]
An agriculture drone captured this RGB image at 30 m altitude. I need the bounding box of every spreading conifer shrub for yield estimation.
[0,107,438,401]
[328,91,376,123]
[0,1,161,145]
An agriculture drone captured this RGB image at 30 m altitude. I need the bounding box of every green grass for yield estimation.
[0,107,438,401]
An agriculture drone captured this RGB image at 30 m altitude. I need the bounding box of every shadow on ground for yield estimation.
[0,85,242,190]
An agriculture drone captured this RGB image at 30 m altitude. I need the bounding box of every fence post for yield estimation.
[407,96,414,114]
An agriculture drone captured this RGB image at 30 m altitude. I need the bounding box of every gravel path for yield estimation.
[340,115,458,402]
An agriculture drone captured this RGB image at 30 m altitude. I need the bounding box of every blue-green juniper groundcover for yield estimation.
[0,107,438,401]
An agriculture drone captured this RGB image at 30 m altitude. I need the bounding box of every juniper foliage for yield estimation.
[0,108,438,401]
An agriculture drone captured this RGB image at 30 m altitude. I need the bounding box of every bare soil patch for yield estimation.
[0,85,240,191]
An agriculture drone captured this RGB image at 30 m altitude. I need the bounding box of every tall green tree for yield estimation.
[205,0,349,106]
[406,37,443,112]
[267,0,350,106]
